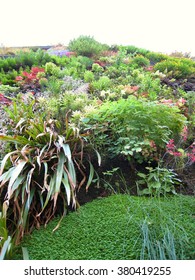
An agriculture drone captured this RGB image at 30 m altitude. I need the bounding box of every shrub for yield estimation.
[15,66,45,92]
[91,76,112,91]
[15,195,195,260]
[45,62,61,77]
[146,52,169,64]
[68,35,108,57]
[0,49,52,72]
[119,45,150,56]
[154,58,195,79]
[82,97,186,163]
[131,55,150,68]
[84,70,95,82]
[0,98,99,243]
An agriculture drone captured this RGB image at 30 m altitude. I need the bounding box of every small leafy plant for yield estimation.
[137,166,181,196]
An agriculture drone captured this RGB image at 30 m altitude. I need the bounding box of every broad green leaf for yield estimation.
[137,172,146,179]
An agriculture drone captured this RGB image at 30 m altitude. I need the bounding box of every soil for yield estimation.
[77,157,195,205]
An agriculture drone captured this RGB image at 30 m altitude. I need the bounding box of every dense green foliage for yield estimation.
[0,97,99,243]
[0,36,195,259]
[154,57,195,79]
[83,97,186,163]
[15,194,195,260]
[68,35,108,57]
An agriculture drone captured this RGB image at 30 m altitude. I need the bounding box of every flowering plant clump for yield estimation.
[15,67,45,93]
[166,137,195,166]
[47,49,75,57]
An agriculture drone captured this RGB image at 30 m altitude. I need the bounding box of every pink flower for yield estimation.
[15,76,23,81]
[166,139,175,151]
[176,97,186,107]
[181,126,188,142]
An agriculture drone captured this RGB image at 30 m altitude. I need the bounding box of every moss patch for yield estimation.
[15,194,195,260]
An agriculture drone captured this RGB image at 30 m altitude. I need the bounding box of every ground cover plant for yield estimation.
[14,194,195,260]
[0,36,195,259]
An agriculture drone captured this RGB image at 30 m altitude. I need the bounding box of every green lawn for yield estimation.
[15,194,195,260]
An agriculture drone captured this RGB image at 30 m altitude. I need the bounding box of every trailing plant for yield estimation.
[0,99,100,243]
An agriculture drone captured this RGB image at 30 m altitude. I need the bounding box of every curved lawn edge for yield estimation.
[14,194,195,260]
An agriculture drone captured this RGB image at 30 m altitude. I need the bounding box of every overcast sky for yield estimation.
[0,0,195,55]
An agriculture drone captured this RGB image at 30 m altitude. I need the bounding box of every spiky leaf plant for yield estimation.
[0,98,99,244]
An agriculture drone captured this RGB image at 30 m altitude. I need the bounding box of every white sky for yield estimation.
[0,0,195,55]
